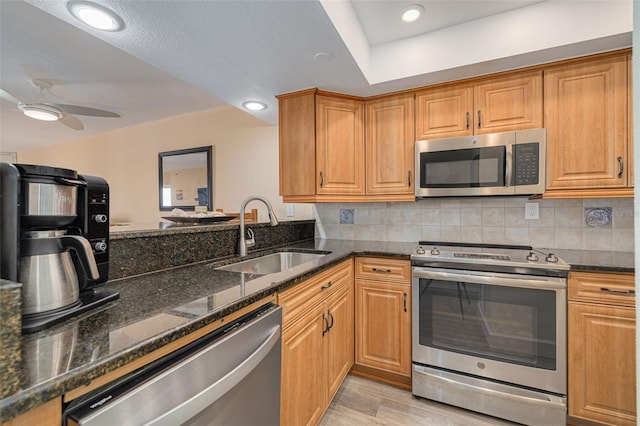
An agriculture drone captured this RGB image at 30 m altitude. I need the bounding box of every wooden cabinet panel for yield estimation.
[278,259,354,426]
[280,303,326,426]
[278,90,316,198]
[354,257,411,383]
[1,398,61,426]
[569,271,635,308]
[316,95,365,195]
[568,302,636,426]
[628,54,634,187]
[365,94,414,195]
[355,279,411,377]
[415,84,473,139]
[545,55,629,191]
[325,284,354,403]
[474,71,543,134]
[355,256,411,282]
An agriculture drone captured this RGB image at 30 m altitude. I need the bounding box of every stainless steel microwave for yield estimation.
[415,128,545,198]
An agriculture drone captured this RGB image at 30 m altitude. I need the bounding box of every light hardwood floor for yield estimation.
[320,374,516,426]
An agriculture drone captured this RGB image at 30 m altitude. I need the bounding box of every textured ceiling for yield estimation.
[0,0,632,153]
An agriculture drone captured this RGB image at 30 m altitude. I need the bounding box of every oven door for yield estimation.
[412,267,566,395]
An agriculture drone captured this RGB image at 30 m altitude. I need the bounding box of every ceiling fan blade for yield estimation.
[0,88,22,105]
[53,103,120,118]
[59,114,84,130]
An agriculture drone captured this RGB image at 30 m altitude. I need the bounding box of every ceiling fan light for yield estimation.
[20,106,61,121]
[401,4,424,23]
[242,101,267,111]
[68,1,123,31]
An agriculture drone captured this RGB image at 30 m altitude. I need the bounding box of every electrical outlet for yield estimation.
[286,204,295,217]
[525,202,539,220]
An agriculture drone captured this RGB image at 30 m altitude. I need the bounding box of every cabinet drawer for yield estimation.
[277,259,353,327]
[355,257,410,283]
[569,271,635,307]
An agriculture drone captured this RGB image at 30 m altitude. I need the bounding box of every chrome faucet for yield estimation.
[238,196,279,257]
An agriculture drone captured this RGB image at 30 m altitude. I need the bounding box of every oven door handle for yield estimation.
[412,268,566,290]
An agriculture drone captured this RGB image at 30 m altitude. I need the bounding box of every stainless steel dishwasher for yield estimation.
[64,303,281,426]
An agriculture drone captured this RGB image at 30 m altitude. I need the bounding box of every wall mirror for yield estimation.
[158,146,213,211]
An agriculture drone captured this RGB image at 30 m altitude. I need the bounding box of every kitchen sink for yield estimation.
[215,251,328,275]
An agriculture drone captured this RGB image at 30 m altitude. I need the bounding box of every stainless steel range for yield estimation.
[411,242,570,425]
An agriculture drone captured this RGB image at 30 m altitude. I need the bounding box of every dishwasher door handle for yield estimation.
[148,324,281,426]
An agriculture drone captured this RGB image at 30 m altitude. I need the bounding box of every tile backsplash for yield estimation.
[314,197,635,252]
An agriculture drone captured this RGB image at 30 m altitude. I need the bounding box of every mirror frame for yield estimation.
[158,146,213,211]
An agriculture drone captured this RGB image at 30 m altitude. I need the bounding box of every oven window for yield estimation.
[417,278,556,370]
[419,146,505,188]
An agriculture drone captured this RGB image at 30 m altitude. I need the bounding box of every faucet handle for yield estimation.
[245,227,255,248]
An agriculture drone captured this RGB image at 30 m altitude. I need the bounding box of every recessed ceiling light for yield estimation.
[19,104,62,121]
[68,1,124,31]
[401,4,424,23]
[242,101,267,111]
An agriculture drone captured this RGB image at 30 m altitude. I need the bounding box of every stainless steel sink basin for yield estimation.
[216,251,327,275]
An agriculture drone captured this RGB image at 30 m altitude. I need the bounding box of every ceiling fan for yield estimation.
[0,79,121,130]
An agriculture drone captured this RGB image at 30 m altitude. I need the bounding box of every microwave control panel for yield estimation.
[513,143,539,186]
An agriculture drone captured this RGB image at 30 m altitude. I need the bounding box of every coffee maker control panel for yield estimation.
[76,175,109,286]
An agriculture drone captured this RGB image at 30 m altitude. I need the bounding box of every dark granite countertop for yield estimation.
[0,239,414,422]
[0,238,633,421]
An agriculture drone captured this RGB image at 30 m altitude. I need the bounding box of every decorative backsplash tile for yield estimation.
[340,209,354,224]
[314,197,635,252]
[584,207,612,228]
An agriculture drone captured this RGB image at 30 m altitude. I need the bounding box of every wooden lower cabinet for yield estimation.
[568,271,636,426]
[1,398,61,426]
[354,257,411,387]
[278,259,354,426]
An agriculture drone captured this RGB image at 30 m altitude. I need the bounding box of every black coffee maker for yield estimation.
[0,163,118,332]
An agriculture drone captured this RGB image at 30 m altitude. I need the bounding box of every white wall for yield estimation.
[16,106,313,223]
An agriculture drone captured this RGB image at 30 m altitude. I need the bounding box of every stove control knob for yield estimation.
[526,252,539,262]
[430,247,440,256]
[416,246,426,255]
[546,253,559,263]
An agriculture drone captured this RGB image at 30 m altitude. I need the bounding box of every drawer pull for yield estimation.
[617,156,624,178]
[600,287,635,295]
[372,268,392,273]
[403,293,407,312]
[328,310,334,330]
[321,281,333,290]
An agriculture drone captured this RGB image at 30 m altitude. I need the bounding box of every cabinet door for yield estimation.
[568,302,636,426]
[474,71,542,134]
[355,279,411,377]
[280,303,326,426]
[316,95,365,195]
[545,55,628,190]
[278,90,317,198]
[415,84,473,140]
[365,94,414,195]
[628,54,634,187]
[324,285,354,403]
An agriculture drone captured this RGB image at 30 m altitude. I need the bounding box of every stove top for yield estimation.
[411,241,570,277]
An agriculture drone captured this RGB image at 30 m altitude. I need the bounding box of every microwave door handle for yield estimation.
[505,145,513,188]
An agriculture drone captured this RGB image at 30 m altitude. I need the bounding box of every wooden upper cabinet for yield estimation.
[473,71,543,134]
[544,54,629,192]
[365,94,414,195]
[316,95,365,195]
[278,89,316,199]
[628,54,634,187]
[415,84,473,139]
[415,71,542,140]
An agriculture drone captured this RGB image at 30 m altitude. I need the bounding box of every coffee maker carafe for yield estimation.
[0,163,118,332]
